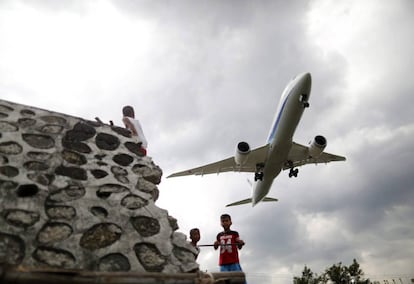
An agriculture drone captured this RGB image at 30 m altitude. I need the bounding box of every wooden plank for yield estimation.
[0,266,246,284]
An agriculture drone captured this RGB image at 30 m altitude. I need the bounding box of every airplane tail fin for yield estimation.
[225,197,278,207]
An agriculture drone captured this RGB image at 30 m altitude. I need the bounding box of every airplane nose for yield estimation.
[298,72,312,91]
[301,72,311,84]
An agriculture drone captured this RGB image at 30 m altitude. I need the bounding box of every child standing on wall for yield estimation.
[122,105,148,156]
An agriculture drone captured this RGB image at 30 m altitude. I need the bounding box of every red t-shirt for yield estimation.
[216,230,241,265]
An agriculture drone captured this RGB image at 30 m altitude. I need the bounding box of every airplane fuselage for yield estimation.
[252,73,312,205]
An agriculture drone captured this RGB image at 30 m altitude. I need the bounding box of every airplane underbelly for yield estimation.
[253,177,274,203]
[252,152,284,204]
[264,159,282,179]
[265,143,290,176]
[266,105,302,175]
[272,101,304,144]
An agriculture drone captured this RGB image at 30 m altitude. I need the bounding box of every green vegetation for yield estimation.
[293,259,369,284]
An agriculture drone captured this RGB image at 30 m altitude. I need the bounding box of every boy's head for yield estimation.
[189,228,200,243]
[220,214,232,230]
[122,106,135,118]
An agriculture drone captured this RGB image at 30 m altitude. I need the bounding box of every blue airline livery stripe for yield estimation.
[267,89,292,144]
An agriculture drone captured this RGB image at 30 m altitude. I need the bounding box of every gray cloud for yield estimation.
[1,1,413,283]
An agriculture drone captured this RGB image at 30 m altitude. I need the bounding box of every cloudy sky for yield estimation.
[1,0,413,282]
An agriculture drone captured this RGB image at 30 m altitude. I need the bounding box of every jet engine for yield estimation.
[234,141,251,165]
[308,135,327,158]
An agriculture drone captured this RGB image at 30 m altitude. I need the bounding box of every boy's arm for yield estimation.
[237,239,245,249]
[213,240,219,250]
[236,235,245,249]
[213,233,220,250]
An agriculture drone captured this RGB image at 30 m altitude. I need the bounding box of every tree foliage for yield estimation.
[293,265,321,284]
[293,259,370,284]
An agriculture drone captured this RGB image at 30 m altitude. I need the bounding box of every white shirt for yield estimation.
[124,117,148,149]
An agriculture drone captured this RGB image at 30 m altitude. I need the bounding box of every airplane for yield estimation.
[167,72,346,207]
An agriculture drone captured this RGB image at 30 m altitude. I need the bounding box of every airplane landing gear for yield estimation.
[255,163,265,181]
[289,168,298,178]
[287,160,298,178]
[300,94,309,108]
[255,172,264,181]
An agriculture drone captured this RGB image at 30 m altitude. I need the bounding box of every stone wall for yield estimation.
[0,99,198,272]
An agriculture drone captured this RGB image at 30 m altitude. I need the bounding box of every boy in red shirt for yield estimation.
[214,214,245,272]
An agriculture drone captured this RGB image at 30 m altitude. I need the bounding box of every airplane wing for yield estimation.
[226,197,278,207]
[283,142,346,170]
[167,144,270,178]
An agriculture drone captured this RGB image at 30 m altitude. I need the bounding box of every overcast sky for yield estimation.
[1,0,413,283]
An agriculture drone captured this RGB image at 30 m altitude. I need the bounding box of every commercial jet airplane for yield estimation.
[167,73,346,207]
